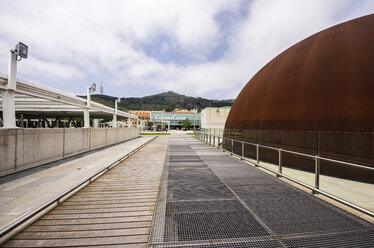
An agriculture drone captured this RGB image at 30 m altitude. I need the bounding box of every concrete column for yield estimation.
[127,118,131,127]
[19,114,24,127]
[93,119,100,128]
[84,86,91,128]
[1,90,16,128]
[1,51,17,128]
[83,109,90,128]
[112,114,117,128]
[113,100,118,128]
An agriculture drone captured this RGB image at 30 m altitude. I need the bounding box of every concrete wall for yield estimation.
[200,107,231,129]
[0,127,139,177]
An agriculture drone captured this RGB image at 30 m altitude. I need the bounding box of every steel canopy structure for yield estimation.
[0,73,138,126]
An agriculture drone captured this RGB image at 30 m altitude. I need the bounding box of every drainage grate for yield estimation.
[167,180,234,200]
[282,229,374,248]
[150,240,282,248]
[169,155,203,162]
[164,200,269,242]
[240,195,368,235]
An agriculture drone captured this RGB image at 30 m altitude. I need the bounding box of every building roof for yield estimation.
[0,74,138,119]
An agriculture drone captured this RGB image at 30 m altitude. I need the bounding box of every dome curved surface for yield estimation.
[226,14,374,132]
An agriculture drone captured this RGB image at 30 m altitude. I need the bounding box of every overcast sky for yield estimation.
[0,0,373,99]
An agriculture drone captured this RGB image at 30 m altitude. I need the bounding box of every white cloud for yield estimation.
[0,0,373,99]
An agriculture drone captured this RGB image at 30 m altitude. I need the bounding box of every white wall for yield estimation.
[0,127,139,177]
[200,107,231,129]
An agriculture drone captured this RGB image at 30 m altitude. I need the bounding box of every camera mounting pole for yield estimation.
[1,42,28,128]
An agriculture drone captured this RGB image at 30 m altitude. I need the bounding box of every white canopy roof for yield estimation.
[0,73,138,119]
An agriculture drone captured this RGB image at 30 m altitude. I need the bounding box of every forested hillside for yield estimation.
[85,91,234,112]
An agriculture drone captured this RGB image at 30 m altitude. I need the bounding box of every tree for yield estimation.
[146,121,154,129]
[181,118,191,130]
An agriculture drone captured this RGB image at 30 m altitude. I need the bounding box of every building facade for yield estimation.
[150,112,200,129]
[129,110,162,120]
[200,107,231,129]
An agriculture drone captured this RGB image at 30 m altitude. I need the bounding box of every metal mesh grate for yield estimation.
[150,239,282,248]
[148,136,374,248]
[164,200,269,242]
[282,229,374,248]
[240,195,368,235]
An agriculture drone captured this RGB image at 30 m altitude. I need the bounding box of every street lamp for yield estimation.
[1,42,28,128]
[14,42,28,60]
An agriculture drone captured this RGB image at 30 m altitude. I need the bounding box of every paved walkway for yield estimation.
[2,133,373,247]
[3,135,169,247]
[149,134,374,247]
[0,136,155,236]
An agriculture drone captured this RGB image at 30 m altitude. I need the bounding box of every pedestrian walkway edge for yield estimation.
[0,135,158,245]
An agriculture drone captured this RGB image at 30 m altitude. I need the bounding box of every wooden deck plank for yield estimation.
[41,210,154,219]
[3,235,148,247]
[25,221,151,232]
[49,206,154,214]
[15,227,149,239]
[3,136,169,247]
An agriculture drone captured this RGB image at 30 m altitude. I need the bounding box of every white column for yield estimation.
[113,100,118,128]
[2,51,17,128]
[113,114,117,128]
[86,86,91,108]
[83,109,90,128]
[84,86,91,128]
[93,119,100,128]
[127,118,131,127]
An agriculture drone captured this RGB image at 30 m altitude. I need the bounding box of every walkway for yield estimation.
[2,133,374,247]
[3,136,169,247]
[148,134,374,247]
[0,136,155,241]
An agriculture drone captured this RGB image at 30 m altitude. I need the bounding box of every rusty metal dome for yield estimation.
[226,14,374,132]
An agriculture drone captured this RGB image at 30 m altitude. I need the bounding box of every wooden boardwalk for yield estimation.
[3,136,169,248]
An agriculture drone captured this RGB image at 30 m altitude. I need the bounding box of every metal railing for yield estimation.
[194,130,374,217]
[0,136,157,245]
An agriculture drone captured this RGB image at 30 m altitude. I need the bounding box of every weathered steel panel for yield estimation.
[226,14,374,132]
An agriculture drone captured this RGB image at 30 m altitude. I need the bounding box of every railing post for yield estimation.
[314,156,320,194]
[217,137,220,149]
[209,134,212,145]
[256,144,259,166]
[241,141,244,159]
[277,148,282,177]
[231,139,234,153]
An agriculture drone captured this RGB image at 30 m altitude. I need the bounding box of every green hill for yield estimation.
[85,91,234,112]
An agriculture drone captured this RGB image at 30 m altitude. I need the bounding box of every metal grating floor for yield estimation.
[148,136,374,248]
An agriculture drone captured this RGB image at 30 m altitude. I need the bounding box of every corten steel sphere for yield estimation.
[225,14,374,132]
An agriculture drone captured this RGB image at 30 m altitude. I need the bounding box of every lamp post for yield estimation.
[1,42,28,128]
[84,83,96,128]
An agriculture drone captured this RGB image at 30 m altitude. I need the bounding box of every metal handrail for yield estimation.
[221,136,374,171]
[194,131,374,217]
[0,136,157,244]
